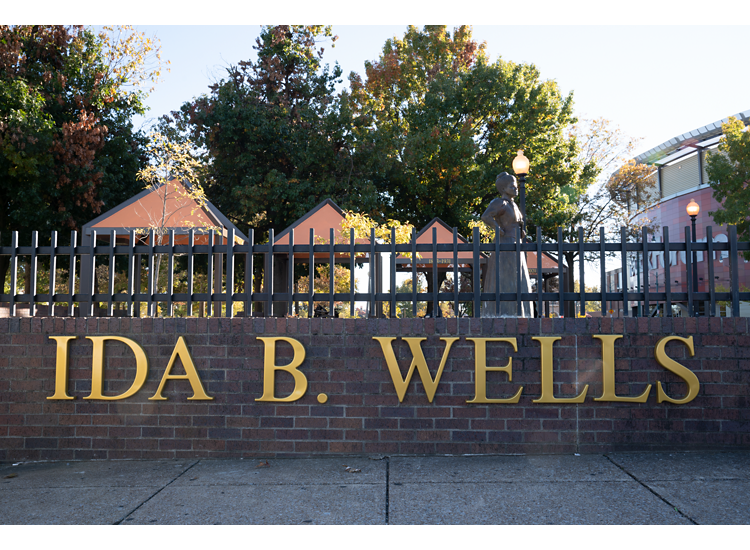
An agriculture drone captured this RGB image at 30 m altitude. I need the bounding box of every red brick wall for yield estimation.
[1,316,748,461]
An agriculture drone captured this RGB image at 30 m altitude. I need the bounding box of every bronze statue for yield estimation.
[481,172,533,317]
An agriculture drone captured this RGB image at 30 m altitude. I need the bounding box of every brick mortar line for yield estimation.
[113,459,200,525]
[603,454,698,525]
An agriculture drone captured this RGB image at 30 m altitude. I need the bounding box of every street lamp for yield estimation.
[512,150,530,236]
[686,199,700,316]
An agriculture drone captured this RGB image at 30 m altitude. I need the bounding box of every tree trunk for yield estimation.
[425,271,447,317]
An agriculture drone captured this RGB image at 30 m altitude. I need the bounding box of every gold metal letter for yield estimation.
[593,334,651,403]
[150,336,213,401]
[374,337,458,403]
[85,336,149,400]
[654,335,699,404]
[466,338,522,404]
[48,336,77,400]
[532,336,588,403]
[255,337,308,402]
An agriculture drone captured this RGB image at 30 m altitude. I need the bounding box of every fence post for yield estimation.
[106,230,115,317]
[349,228,355,318]
[599,227,606,317]
[664,226,672,317]
[578,226,584,317]
[729,225,740,317]
[167,230,175,317]
[9,232,17,317]
[245,228,253,318]
[68,231,77,317]
[186,229,194,317]
[620,226,628,317]
[685,226,694,317]
[642,226,650,317]
[557,227,564,317]
[390,227,396,318]
[88,230,97,317]
[706,226,715,317]
[473,226,480,318]
[227,227,235,318]
[30,231,38,317]
[49,231,58,316]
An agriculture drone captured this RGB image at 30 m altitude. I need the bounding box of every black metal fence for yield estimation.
[1,224,748,318]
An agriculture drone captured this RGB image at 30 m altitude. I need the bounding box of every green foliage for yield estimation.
[0,25,155,240]
[706,116,750,251]
[163,25,379,241]
[347,25,592,239]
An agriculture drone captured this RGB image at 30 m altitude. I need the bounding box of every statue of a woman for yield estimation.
[480,172,533,317]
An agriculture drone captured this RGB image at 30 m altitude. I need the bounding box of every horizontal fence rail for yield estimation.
[1,225,749,319]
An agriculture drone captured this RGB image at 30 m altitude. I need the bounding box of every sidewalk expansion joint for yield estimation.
[113,460,201,525]
[604,454,698,525]
[384,456,390,525]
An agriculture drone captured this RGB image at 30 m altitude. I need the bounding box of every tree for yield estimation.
[347,25,593,239]
[0,25,165,284]
[163,25,379,241]
[706,116,750,252]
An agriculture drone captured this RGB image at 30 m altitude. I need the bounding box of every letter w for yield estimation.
[373,337,458,403]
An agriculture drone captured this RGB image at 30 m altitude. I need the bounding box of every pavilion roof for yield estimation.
[82,179,247,245]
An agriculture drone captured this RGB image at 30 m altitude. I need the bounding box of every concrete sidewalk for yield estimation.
[1,451,748,525]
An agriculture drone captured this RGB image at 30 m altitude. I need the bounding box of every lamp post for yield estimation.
[512,150,530,237]
[686,198,700,316]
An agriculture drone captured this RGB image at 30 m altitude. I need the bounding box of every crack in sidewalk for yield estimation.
[604,454,698,525]
[113,460,200,525]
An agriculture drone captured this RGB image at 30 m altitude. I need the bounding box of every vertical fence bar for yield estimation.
[620,227,628,317]
[308,228,315,318]
[9,232,17,316]
[412,227,418,317]
[706,226,715,317]
[516,227,522,316]
[685,226,694,317]
[167,230,175,317]
[68,231,76,317]
[494,226,500,316]
[106,230,116,316]
[349,229,355,318]
[245,229,254,318]
[186,229,194,317]
[664,226,672,317]
[49,231,57,316]
[599,227,606,317]
[226,227,235,318]
[557,227,564,317]
[578,227,584,317]
[472,227,480,318]
[146,230,155,317]
[536,227,543,318]
[329,228,335,317]
[287,228,294,318]
[432,227,438,317]
[127,231,136,317]
[642,226,650,317]
[390,227,396,318]
[88,230,97,317]
[207,231,214,317]
[453,228,459,318]
[729,225,739,317]
[369,228,376,317]
[29,231,38,317]
[266,229,274,317]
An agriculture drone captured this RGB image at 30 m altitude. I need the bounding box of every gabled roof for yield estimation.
[274,198,370,246]
[82,179,247,244]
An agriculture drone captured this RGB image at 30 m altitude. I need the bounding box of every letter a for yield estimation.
[150,336,213,401]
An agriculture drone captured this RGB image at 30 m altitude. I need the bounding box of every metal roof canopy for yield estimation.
[82,179,247,245]
[635,109,750,166]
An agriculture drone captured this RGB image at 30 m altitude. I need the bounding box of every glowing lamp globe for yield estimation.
[686,199,700,217]
[512,150,530,175]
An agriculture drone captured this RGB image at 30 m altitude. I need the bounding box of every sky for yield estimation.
[128,23,750,157]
